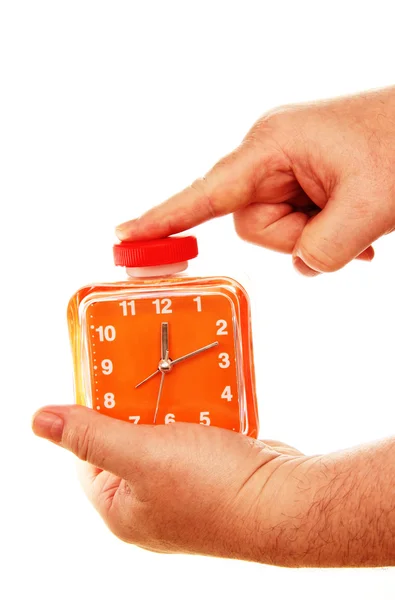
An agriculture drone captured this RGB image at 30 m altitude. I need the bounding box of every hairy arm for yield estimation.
[254,438,395,567]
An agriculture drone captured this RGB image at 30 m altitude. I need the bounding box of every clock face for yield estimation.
[82,292,243,431]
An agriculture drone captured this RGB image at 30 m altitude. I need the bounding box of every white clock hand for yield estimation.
[136,327,219,388]
[135,369,159,388]
[171,341,219,366]
[161,322,169,360]
[135,322,170,389]
[154,349,168,424]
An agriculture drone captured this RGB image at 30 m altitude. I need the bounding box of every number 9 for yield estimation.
[101,359,113,375]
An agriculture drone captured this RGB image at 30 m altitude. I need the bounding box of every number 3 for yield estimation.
[218,353,230,368]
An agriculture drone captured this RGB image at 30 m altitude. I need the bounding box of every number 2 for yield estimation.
[216,320,228,335]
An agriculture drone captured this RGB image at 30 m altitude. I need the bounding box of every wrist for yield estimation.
[256,440,395,568]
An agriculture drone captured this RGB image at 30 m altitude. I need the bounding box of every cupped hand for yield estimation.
[32,405,318,564]
[116,86,395,275]
[32,406,395,567]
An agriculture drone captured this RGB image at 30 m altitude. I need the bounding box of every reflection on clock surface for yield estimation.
[84,293,241,431]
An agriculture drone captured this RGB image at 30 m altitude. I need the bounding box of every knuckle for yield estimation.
[247,105,294,139]
[212,149,241,170]
[299,242,342,273]
[65,421,96,463]
[243,108,302,165]
[189,177,218,219]
[233,211,251,242]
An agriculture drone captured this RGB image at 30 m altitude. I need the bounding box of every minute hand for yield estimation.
[171,341,219,366]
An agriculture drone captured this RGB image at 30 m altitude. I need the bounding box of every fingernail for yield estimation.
[32,411,64,443]
[115,219,137,240]
[292,255,320,277]
[357,246,375,262]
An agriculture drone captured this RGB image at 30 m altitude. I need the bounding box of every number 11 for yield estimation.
[120,300,136,316]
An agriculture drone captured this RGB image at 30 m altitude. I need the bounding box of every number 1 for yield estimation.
[193,296,202,312]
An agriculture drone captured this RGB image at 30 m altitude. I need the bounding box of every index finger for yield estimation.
[115,145,261,241]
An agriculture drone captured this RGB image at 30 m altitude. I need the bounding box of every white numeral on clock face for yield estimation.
[119,300,136,316]
[104,393,115,408]
[96,325,116,342]
[164,413,175,424]
[199,411,210,426]
[218,353,230,368]
[216,319,228,335]
[221,386,233,402]
[128,416,140,424]
[193,296,202,312]
[153,298,172,314]
[101,359,113,375]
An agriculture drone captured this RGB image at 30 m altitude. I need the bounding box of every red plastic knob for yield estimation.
[113,236,198,267]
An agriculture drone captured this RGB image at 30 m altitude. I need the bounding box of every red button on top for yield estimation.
[113,236,198,268]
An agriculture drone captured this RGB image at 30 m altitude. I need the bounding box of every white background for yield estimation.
[1,1,395,598]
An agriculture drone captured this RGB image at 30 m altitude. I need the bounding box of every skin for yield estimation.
[33,86,395,566]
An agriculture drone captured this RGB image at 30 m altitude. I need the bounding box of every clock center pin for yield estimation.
[158,358,172,373]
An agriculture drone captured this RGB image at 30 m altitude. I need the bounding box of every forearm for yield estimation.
[255,438,395,567]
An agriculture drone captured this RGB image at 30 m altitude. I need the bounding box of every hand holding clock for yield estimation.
[32,404,395,566]
[33,86,395,567]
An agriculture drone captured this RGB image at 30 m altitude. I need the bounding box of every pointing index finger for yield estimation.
[115,146,259,241]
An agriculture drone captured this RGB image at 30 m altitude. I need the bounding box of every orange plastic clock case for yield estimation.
[67,236,259,437]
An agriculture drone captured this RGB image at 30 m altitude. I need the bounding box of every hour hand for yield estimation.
[135,322,170,388]
[161,322,169,360]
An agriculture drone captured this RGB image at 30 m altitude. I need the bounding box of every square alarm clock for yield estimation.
[67,236,259,437]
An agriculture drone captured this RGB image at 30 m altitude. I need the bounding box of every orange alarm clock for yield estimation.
[67,236,259,437]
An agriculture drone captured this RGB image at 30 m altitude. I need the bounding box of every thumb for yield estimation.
[293,183,382,275]
[32,405,152,479]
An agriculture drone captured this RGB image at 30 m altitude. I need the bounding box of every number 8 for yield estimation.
[104,393,115,408]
